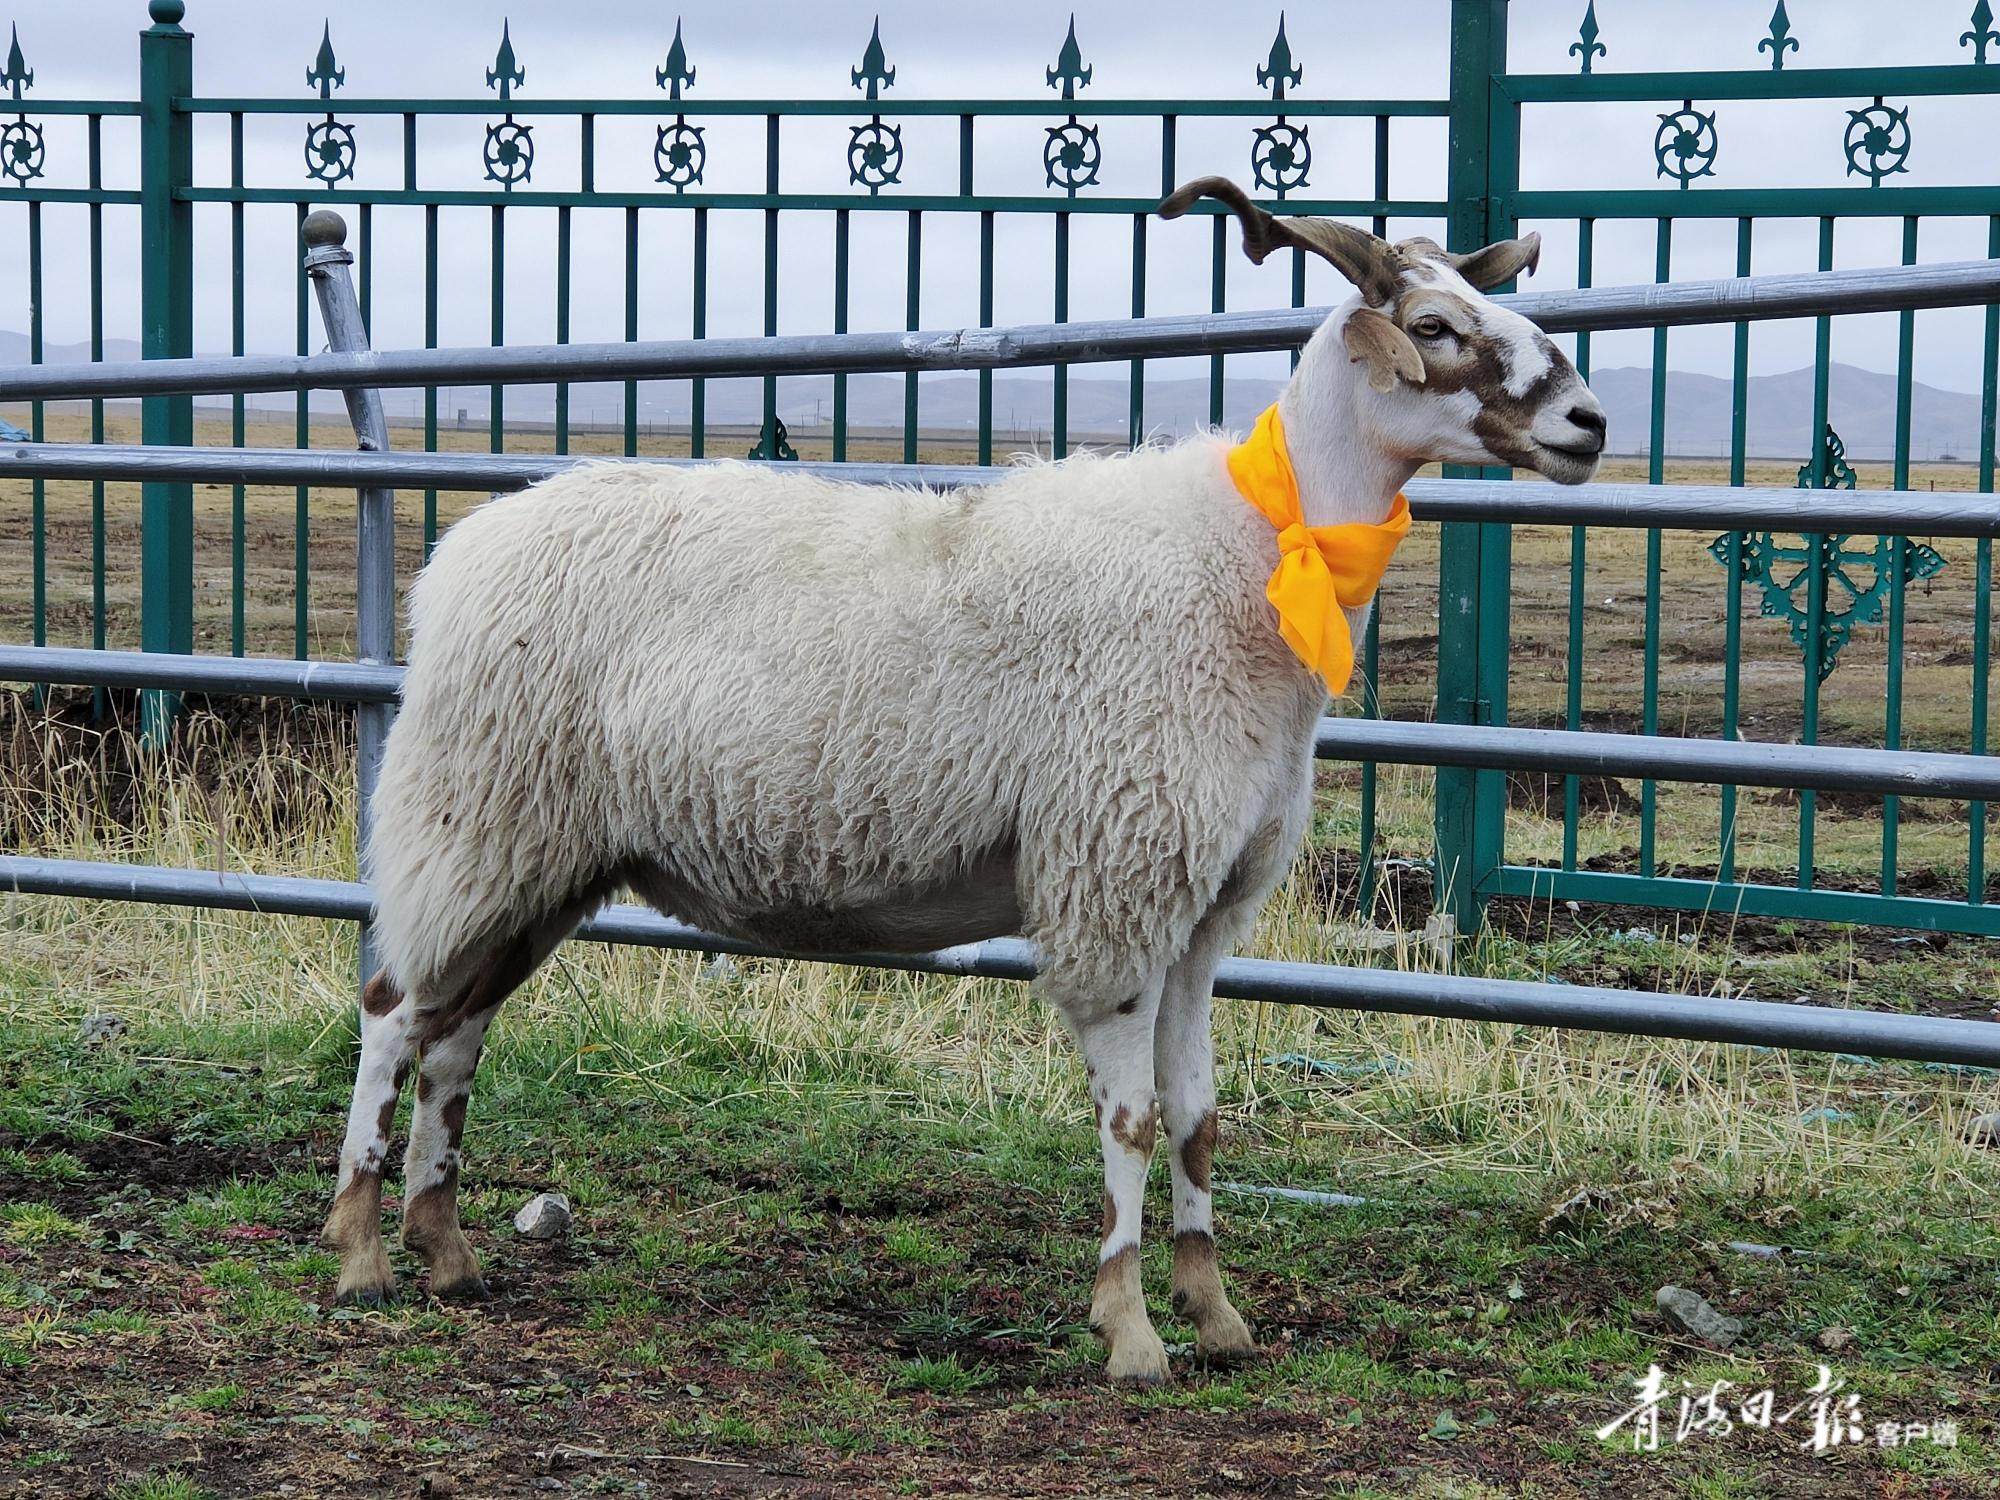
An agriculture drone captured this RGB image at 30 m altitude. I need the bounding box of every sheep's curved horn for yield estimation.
[1159,176,1400,306]
[1445,233,1543,291]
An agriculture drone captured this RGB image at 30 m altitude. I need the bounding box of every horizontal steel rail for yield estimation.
[5,443,1998,539]
[5,854,1997,1069]
[9,646,1998,802]
[1,260,1995,403]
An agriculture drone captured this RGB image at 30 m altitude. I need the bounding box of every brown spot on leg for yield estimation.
[403,1086,483,1299]
[1177,1109,1217,1194]
[323,1170,395,1307]
[1116,995,1138,1016]
[1172,1230,1257,1365]
[1101,1191,1117,1242]
[1108,1103,1158,1160]
[1090,1244,1167,1385]
[361,970,403,1018]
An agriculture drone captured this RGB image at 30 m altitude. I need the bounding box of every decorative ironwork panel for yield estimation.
[1252,14,1309,198]
[847,16,901,193]
[1966,0,1998,62]
[1043,14,1097,196]
[1843,98,1911,185]
[654,18,704,190]
[747,415,798,462]
[482,20,532,188]
[1653,100,1718,184]
[1708,427,1947,681]
[304,22,355,186]
[2,24,42,185]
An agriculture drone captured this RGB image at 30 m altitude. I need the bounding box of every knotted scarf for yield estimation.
[1226,404,1410,695]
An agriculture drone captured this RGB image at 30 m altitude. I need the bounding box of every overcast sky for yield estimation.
[3,0,1995,415]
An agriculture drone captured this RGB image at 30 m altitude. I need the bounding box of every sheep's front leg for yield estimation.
[322,971,417,1305]
[400,998,502,1298]
[1073,979,1170,1385]
[1156,944,1256,1363]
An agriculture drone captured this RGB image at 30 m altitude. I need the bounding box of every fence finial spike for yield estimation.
[657,18,695,100]
[1047,12,1092,100]
[852,16,895,101]
[1570,2,1607,74]
[1258,13,1302,103]
[3,24,33,102]
[1964,0,1998,63]
[1759,0,1799,69]
[487,18,525,101]
[307,21,345,100]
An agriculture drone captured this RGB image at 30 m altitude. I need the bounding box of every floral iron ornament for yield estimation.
[1570,2,1607,74]
[1043,14,1099,194]
[1251,13,1309,199]
[304,22,356,186]
[1966,0,1999,63]
[847,16,902,193]
[1708,426,1946,682]
[483,21,533,188]
[1844,98,1911,186]
[1,25,43,186]
[1655,100,1718,185]
[1759,1,1800,69]
[654,19,704,191]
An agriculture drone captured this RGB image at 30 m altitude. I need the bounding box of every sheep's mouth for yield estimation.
[1528,441,1602,485]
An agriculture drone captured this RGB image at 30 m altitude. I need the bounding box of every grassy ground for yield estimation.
[2,702,1998,1497]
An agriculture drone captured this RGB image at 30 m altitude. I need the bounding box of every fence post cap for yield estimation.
[147,1,187,25]
[301,209,349,249]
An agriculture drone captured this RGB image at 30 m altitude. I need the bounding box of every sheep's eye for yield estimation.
[1409,316,1447,340]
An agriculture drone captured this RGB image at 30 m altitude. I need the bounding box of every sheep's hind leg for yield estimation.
[1156,931,1256,1364]
[1072,976,1171,1385]
[401,906,586,1299]
[323,971,417,1306]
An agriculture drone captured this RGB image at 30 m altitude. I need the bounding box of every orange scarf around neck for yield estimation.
[1225,405,1410,696]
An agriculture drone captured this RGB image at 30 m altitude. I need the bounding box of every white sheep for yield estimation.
[321,177,1606,1384]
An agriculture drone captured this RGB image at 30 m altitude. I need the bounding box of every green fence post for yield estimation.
[1434,0,1515,937]
[139,0,194,742]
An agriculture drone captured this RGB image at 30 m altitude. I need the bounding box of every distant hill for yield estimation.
[2,331,1983,462]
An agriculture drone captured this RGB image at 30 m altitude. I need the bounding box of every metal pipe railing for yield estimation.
[0,258,1995,402]
[6,853,1998,1069]
[4,443,1998,538]
[8,644,1999,803]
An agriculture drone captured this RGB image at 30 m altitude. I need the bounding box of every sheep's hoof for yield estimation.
[428,1272,490,1302]
[1194,1306,1259,1367]
[1104,1326,1172,1386]
[333,1242,398,1308]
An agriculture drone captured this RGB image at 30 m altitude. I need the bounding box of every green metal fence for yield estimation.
[2,0,1997,939]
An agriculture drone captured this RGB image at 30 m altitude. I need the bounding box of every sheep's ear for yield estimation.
[1341,308,1426,393]
[1445,232,1542,291]
[1160,176,1400,306]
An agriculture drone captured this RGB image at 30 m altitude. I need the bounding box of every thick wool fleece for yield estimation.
[366,440,1329,1021]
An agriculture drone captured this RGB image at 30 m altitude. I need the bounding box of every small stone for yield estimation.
[1815,1326,1854,1353]
[513,1192,572,1240]
[1965,1111,2000,1148]
[78,1014,126,1047]
[1655,1285,1742,1348]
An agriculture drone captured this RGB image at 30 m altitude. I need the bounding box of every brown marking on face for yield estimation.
[361,970,403,1018]
[1177,1109,1218,1194]
[1107,1103,1157,1160]
[1392,281,1574,471]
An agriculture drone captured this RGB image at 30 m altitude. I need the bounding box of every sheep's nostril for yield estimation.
[1567,404,1607,439]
